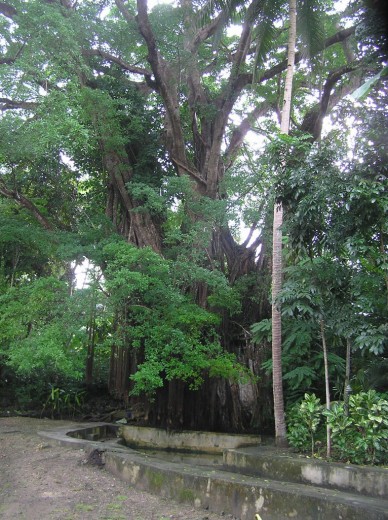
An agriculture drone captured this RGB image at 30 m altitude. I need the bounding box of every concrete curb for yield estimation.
[38,423,388,520]
[104,448,388,520]
[224,446,388,498]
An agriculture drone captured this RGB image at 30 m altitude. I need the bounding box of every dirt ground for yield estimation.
[0,416,236,520]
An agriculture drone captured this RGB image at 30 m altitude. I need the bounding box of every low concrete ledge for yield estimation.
[38,422,124,451]
[119,424,261,453]
[223,446,388,499]
[66,423,119,442]
[38,424,388,520]
[104,448,388,520]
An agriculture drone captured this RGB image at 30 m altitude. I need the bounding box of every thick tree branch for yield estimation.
[320,65,359,113]
[300,64,360,139]
[215,0,260,113]
[202,1,261,198]
[241,224,260,249]
[221,27,357,104]
[82,49,152,77]
[103,151,134,216]
[103,150,163,252]
[0,2,16,19]
[134,0,203,186]
[247,232,263,253]
[225,102,271,168]
[171,158,207,187]
[114,0,136,24]
[0,181,53,230]
[230,1,257,79]
[183,0,208,107]
[135,0,176,105]
[220,226,259,283]
[182,0,213,183]
[326,71,362,113]
[0,98,37,111]
[200,3,260,196]
[189,13,225,53]
[266,27,356,82]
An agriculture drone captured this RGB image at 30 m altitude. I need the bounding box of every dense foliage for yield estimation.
[0,0,386,443]
[288,391,388,465]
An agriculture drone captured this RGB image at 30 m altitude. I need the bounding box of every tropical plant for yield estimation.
[270,0,297,447]
[287,391,388,465]
[102,240,248,400]
[41,385,86,419]
[325,391,388,465]
[287,393,323,456]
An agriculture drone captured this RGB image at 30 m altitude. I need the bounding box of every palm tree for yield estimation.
[271,0,297,447]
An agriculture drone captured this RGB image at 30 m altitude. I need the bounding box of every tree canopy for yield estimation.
[0,0,386,434]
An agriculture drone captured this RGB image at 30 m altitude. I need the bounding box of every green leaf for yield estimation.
[351,67,388,101]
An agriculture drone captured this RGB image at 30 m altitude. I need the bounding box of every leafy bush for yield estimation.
[287,393,323,456]
[41,385,86,419]
[103,242,249,396]
[326,390,388,465]
[287,391,388,465]
[0,276,110,409]
[0,278,86,382]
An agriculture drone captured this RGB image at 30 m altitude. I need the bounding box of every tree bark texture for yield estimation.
[344,338,351,416]
[320,319,331,458]
[271,0,297,447]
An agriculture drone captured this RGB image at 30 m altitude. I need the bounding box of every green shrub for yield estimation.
[326,390,388,465]
[287,393,323,456]
[287,391,388,465]
[41,384,86,419]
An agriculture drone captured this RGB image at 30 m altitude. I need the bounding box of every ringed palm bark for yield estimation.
[271,0,297,447]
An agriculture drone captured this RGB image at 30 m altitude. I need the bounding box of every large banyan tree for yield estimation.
[0,0,381,430]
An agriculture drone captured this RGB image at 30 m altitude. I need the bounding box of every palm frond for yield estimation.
[252,21,281,82]
[195,0,245,28]
[191,0,246,53]
[251,0,285,82]
[249,0,285,23]
[297,0,326,59]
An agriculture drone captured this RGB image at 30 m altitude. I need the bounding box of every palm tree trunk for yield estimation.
[320,319,331,458]
[271,0,297,447]
[344,338,351,416]
[279,1,297,136]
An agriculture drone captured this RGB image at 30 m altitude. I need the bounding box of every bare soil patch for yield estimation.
[0,417,236,520]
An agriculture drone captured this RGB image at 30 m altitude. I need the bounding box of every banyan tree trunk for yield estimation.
[108,343,130,406]
[106,237,270,430]
[101,137,270,430]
